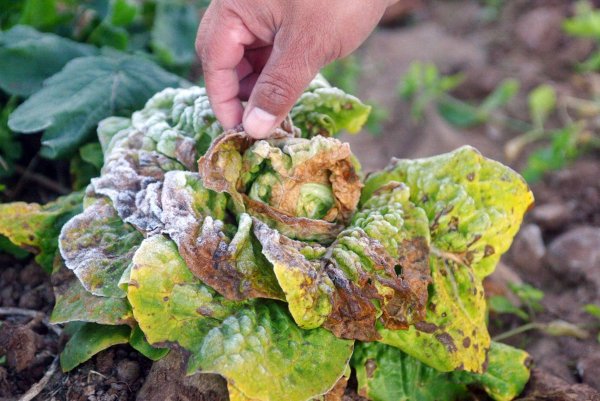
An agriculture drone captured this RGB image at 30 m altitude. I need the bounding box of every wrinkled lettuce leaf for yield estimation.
[50,261,134,326]
[253,183,431,341]
[352,341,530,401]
[127,235,354,401]
[292,74,371,138]
[59,198,143,298]
[363,147,533,372]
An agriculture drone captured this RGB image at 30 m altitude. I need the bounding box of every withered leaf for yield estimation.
[161,170,284,301]
[253,183,431,340]
[198,128,362,243]
[59,198,143,298]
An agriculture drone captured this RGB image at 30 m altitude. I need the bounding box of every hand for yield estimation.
[196,0,395,138]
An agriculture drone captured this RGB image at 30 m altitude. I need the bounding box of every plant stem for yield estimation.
[492,322,539,341]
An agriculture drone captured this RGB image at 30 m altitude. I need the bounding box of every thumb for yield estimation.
[243,36,323,138]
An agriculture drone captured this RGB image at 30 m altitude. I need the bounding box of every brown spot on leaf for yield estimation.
[435,332,457,353]
[365,359,377,378]
[414,321,439,334]
[463,337,471,348]
[484,245,495,257]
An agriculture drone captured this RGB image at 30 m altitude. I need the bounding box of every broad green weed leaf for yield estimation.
[152,1,200,67]
[110,0,138,27]
[60,323,130,372]
[18,0,65,31]
[363,146,533,372]
[88,21,129,50]
[0,26,97,97]
[128,235,354,401]
[60,198,143,298]
[291,75,371,137]
[51,264,134,326]
[0,192,83,272]
[8,54,186,158]
[353,341,530,401]
[0,235,29,259]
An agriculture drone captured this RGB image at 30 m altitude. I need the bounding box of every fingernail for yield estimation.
[244,107,277,138]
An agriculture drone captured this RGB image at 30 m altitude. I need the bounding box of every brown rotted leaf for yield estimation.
[161,171,284,301]
[252,183,431,340]
[198,125,362,243]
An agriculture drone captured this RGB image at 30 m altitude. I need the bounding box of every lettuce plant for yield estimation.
[0,77,534,401]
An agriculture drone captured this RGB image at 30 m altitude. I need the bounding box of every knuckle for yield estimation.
[257,73,298,107]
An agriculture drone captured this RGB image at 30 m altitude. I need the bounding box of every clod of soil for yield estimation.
[517,369,600,401]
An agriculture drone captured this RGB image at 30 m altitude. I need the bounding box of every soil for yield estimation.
[1,0,600,400]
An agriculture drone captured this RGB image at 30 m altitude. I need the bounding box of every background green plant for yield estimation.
[398,59,600,182]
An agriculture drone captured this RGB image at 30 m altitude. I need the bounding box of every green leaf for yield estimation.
[456,342,531,401]
[488,295,529,320]
[50,264,134,326]
[88,21,129,50]
[151,1,200,67]
[583,304,600,319]
[189,300,353,401]
[0,98,21,176]
[18,0,61,30]
[352,341,469,401]
[292,75,371,138]
[353,341,530,401]
[522,125,581,182]
[508,282,544,312]
[437,99,483,128]
[79,142,104,170]
[562,1,600,39]
[0,192,83,272]
[0,235,29,259]
[8,53,186,159]
[60,323,130,372]
[128,235,354,401]
[110,0,138,26]
[363,146,533,372]
[480,79,520,113]
[528,84,556,128]
[59,198,144,297]
[398,62,464,121]
[129,325,169,361]
[0,25,98,97]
